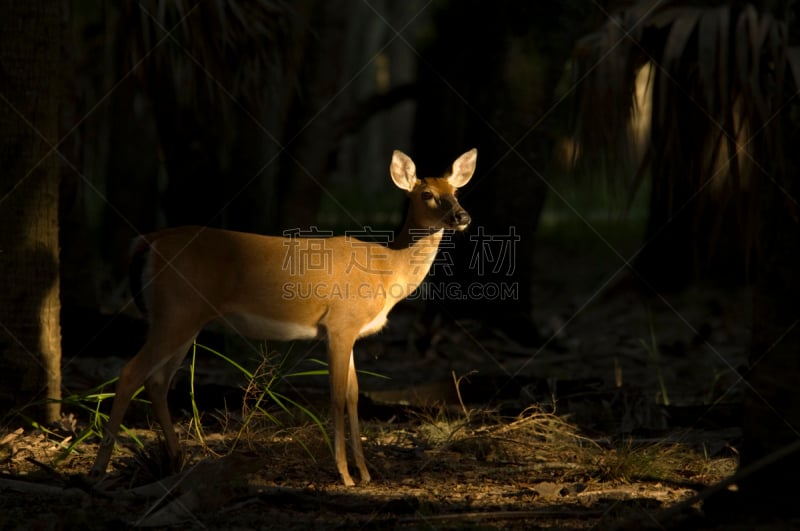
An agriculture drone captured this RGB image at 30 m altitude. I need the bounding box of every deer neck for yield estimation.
[388,220,444,288]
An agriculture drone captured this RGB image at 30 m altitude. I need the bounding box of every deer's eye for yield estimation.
[421,191,434,201]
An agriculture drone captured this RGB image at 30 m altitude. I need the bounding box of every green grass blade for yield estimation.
[195,342,254,379]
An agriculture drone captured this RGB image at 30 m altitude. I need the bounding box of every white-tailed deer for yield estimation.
[89,149,476,486]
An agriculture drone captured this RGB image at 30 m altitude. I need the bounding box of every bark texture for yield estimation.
[0,1,63,422]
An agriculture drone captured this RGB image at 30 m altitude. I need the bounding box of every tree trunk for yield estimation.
[0,1,63,423]
[412,1,586,344]
[277,0,351,230]
[636,66,753,292]
[740,168,800,514]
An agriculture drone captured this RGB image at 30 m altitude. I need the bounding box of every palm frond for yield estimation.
[572,1,797,189]
[569,1,799,278]
[788,47,800,89]
[116,0,295,107]
[697,6,729,116]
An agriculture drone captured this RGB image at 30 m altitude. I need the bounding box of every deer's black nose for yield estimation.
[453,210,471,228]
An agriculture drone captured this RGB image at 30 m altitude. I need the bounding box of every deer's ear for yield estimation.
[390,150,418,192]
[447,148,477,188]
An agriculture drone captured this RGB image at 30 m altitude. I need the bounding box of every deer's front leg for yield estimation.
[347,349,370,483]
[327,333,359,486]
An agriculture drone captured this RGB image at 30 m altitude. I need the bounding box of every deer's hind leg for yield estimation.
[89,324,197,479]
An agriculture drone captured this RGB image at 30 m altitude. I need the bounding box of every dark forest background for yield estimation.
[2,0,800,517]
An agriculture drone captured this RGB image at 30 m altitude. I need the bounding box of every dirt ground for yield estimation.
[0,233,775,530]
